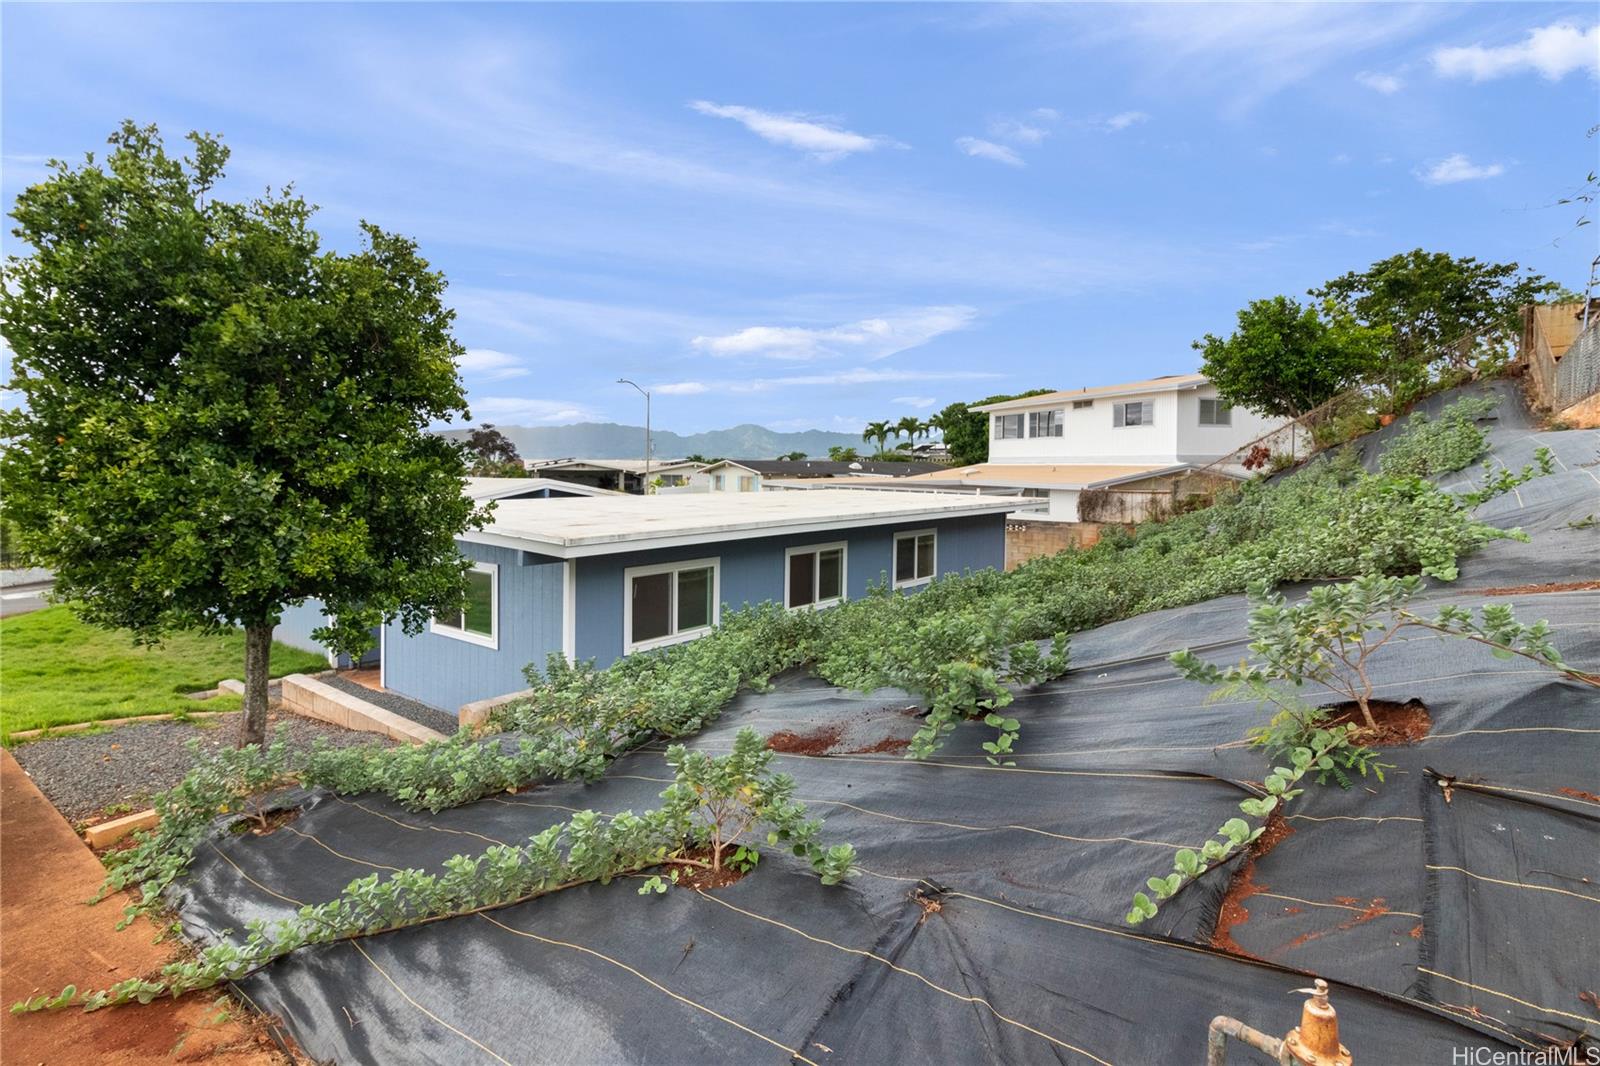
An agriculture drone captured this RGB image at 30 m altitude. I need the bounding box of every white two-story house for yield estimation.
[900,373,1285,524]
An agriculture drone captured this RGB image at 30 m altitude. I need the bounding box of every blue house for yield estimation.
[273,478,618,667]
[379,489,1033,712]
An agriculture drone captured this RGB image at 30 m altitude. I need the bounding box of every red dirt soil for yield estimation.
[1475,580,1600,596]
[843,736,912,755]
[1558,786,1600,804]
[1324,698,1432,746]
[766,725,843,756]
[1,749,292,1065]
[660,847,749,891]
[1209,811,1294,958]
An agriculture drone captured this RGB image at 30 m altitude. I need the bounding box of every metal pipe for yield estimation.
[1206,978,1351,1066]
[1206,1015,1293,1066]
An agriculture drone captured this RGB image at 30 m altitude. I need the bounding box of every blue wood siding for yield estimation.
[274,599,378,669]
[381,542,565,711]
[572,514,1004,668]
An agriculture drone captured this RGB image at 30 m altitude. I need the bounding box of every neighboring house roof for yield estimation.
[973,373,1210,413]
[700,459,948,478]
[463,477,621,501]
[897,462,1198,491]
[526,459,705,475]
[759,478,1030,496]
[461,488,1042,558]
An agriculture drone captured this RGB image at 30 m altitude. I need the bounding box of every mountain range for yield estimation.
[440,422,867,461]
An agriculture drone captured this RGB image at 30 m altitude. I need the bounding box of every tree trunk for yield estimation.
[241,623,274,748]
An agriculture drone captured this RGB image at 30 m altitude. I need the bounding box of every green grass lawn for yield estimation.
[0,606,330,737]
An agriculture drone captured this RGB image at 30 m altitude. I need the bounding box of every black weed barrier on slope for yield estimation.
[172,412,1598,1065]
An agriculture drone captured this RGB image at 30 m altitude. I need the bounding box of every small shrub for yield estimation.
[1378,395,1497,478]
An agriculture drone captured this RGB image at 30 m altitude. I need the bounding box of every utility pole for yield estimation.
[617,378,652,486]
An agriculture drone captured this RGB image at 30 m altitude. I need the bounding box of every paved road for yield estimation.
[0,582,51,618]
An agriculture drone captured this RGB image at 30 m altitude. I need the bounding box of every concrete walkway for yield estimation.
[0,749,288,1064]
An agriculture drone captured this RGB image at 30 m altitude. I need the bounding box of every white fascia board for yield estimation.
[458,498,1043,559]
[973,380,1205,413]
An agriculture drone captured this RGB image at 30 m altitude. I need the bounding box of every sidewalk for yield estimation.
[0,748,287,1064]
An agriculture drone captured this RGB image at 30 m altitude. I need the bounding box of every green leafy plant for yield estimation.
[22,729,854,1014]
[1457,447,1556,507]
[1126,729,1355,927]
[1378,396,1498,478]
[1171,574,1578,731]
[661,728,856,884]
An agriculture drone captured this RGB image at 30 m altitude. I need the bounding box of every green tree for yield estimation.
[1193,296,1381,420]
[934,390,1055,466]
[1311,249,1556,394]
[0,123,484,746]
[862,420,891,454]
[893,415,924,449]
[776,450,808,461]
[827,445,860,462]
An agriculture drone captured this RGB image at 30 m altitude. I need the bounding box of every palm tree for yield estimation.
[862,420,891,454]
[894,415,923,450]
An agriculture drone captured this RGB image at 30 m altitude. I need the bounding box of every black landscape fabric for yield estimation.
[174,391,1599,1065]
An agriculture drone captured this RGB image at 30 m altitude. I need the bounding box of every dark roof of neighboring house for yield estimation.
[706,459,949,478]
[700,454,947,473]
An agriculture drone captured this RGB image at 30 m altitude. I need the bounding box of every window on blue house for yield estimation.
[431,563,498,648]
[786,543,846,609]
[625,558,719,652]
[893,530,936,588]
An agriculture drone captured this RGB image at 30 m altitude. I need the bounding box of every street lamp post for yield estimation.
[616,378,651,486]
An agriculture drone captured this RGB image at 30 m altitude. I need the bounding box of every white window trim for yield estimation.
[623,556,721,655]
[784,541,848,611]
[1113,400,1154,428]
[892,528,937,589]
[1198,398,1232,426]
[430,562,499,650]
[992,413,1025,441]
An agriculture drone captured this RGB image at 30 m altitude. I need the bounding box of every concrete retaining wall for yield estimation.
[279,674,446,744]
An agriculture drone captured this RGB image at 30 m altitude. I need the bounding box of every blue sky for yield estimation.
[3,3,1597,435]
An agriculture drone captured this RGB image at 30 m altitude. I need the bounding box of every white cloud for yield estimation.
[1416,153,1506,185]
[692,306,978,362]
[654,381,709,396]
[1031,107,1061,121]
[456,348,529,381]
[459,395,597,425]
[956,137,1024,167]
[990,117,1050,144]
[1046,3,1443,111]
[689,100,894,160]
[1355,70,1405,93]
[1331,152,1352,165]
[1103,111,1150,132]
[891,395,938,409]
[1433,22,1599,81]
[656,367,996,397]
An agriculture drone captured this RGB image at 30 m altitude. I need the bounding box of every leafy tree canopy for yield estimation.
[0,122,485,744]
[1193,296,1384,419]
[465,423,523,476]
[826,445,860,462]
[935,389,1056,466]
[1311,249,1556,369]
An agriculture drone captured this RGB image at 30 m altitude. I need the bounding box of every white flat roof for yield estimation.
[463,477,620,501]
[461,488,1043,558]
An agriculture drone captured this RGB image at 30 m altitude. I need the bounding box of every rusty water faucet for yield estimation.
[1205,977,1353,1066]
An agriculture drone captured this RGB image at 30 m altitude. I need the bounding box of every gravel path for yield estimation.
[10,710,393,823]
[321,674,459,735]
